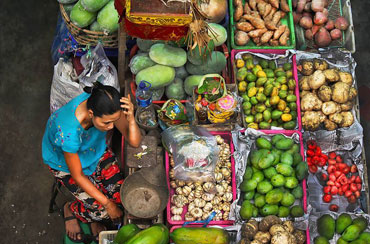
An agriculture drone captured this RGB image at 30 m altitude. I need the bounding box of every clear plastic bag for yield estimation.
[162,125,219,182]
[78,43,120,92]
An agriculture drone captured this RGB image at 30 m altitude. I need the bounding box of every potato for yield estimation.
[309,70,326,89]
[340,111,354,127]
[302,111,326,131]
[293,230,306,244]
[341,101,354,111]
[301,92,323,111]
[322,101,340,115]
[332,82,350,103]
[283,221,294,233]
[271,231,290,244]
[259,216,282,232]
[300,60,314,75]
[299,76,311,91]
[329,112,343,124]
[289,234,298,244]
[254,231,271,244]
[348,87,358,100]
[324,119,338,130]
[314,59,329,71]
[242,219,259,240]
[270,224,287,236]
[317,85,332,102]
[323,69,340,82]
[250,240,262,244]
[300,90,310,98]
[239,239,251,244]
[338,71,353,84]
[235,31,250,46]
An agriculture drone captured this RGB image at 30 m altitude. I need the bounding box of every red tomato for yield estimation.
[307,150,315,157]
[328,159,336,165]
[323,186,331,194]
[308,140,317,149]
[345,190,352,198]
[327,165,336,174]
[342,166,350,175]
[357,184,362,191]
[329,152,337,159]
[321,154,328,161]
[338,175,348,185]
[349,175,356,183]
[313,155,320,164]
[307,157,312,165]
[327,180,335,186]
[355,176,362,184]
[208,103,216,111]
[348,195,357,204]
[331,186,338,195]
[329,174,336,182]
[342,184,349,192]
[350,165,358,173]
[323,194,332,203]
[338,188,343,196]
[350,183,357,192]
[329,204,339,212]
[335,155,342,163]
[334,171,342,178]
[321,173,328,181]
[315,147,322,155]
[318,157,327,167]
[338,163,347,171]
[335,182,341,188]
[355,191,361,198]
[309,165,318,173]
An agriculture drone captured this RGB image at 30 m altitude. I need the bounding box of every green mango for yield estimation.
[286,144,300,154]
[259,121,271,130]
[258,153,275,169]
[257,180,273,194]
[114,224,141,244]
[285,177,299,189]
[240,180,258,192]
[261,204,279,216]
[342,225,362,242]
[358,232,370,242]
[271,134,285,145]
[251,149,268,169]
[292,186,303,199]
[276,138,294,150]
[265,189,284,205]
[293,153,303,166]
[270,149,282,166]
[278,206,290,217]
[290,205,304,218]
[240,201,254,220]
[244,191,255,200]
[295,161,308,181]
[263,167,277,179]
[271,174,286,187]
[280,152,293,165]
[283,121,296,130]
[317,214,335,240]
[349,240,366,244]
[254,194,266,208]
[353,217,368,232]
[252,171,265,183]
[276,163,294,176]
[314,236,329,244]
[244,167,253,180]
[256,138,272,150]
[336,237,349,244]
[280,192,295,207]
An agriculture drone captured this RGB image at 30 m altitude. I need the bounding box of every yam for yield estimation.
[317,85,332,102]
[338,71,353,85]
[322,101,340,115]
[242,219,259,240]
[332,82,350,104]
[313,59,328,70]
[300,60,314,75]
[340,111,354,127]
[254,231,271,244]
[259,215,282,232]
[323,69,340,82]
[302,111,326,130]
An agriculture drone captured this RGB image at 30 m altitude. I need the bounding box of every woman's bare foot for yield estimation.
[90,222,106,240]
[64,202,82,241]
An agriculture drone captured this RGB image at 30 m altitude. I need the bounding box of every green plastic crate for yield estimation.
[229,0,296,50]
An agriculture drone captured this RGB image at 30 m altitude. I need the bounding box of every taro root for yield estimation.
[302,111,326,130]
[340,111,354,127]
[313,59,328,70]
[323,69,340,82]
[324,119,338,131]
[301,92,323,111]
[259,215,282,232]
[318,85,332,102]
[300,60,314,75]
[338,71,353,85]
[332,82,350,104]
[308,70,326,90]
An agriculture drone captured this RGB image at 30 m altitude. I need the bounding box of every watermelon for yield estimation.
[97,0,119,33]
[187,40,215,65]
[81,0,109,12]
[186,51,226,75]
[165,78,186,100]
[175,66,189,80]
[70,0,97,28]
[129,53,156,75]
[90,21,102,31]
[149,43,187,67]
[208,23,227,46]
[135,65,175,89]
[136,39,164,51]
[184,75,203,96]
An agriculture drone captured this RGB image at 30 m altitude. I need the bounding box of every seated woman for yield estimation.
[42,82,141,241]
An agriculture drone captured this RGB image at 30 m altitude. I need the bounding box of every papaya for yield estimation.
[129,53,156,75]
[70,0,97,28]
[136,65,175,89]
[126,224,169,244]
[165,78,185,100]
[81,0,109,12]
[97,0,119,33]
[150,43,187,67]
[317,214,335,240]
[186,51,226,75]
[114,224,140,244]
[171,227,229,244]
[89,21,102,31]
[184,75,203,96]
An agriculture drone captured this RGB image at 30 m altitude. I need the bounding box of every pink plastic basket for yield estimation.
[166,131,237,226]
[230,49,302,131]
[239,129,307,214]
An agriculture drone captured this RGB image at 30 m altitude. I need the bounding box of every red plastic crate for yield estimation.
[230,49,302,131]
[166,131,237,226]
[239,129,308,214]
[129,44,231,105]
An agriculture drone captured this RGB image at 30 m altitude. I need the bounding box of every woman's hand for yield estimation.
[104,200,123,224]
[120,94,135,124]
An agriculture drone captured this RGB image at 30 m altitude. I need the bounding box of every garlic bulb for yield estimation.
[203,182,215,193]
[190,207,203,218]
[175,187,183,195]
[216,184,225,196]
[202,192,215,201]
[171,206,183,215]
[221,203,230,212]
[220,167,231,178]
[214,167,221,173]
[214,172,223,182]
[215,135,224,144]
[220,181,229,191]
[223,192,233,202]
[182,185,192,196]
[188,191,196,202]
[172,195,188,208]
[203,202,213,212]
[194,182,203,187]
[211,196,222,205]
[226,186,232,193]
[194,198,206,208]
[186,181,195,189]
[214,210,222,221]
[223,211,230,220]
[169,169,175,179]
[177,180,186,187]
[170,181,177,189]
[202,211,211,220]
[194,189,203,198]
[184,212,195,221]
[171,215,182,221]
[170,157,175,167]
[188,202,196,212]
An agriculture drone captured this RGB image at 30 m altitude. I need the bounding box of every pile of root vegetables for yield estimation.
[298,59,357,131]
[233,0,292,46]
[293,0,349,47]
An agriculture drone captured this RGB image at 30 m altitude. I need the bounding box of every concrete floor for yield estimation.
[0,1,369,243]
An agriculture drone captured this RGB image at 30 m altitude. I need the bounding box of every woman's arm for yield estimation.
[114,94,141,147]
[64,152,122,220]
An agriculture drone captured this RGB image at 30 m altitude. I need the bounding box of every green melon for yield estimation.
[129,53,156,75]
[89,21,102,31]
[149,43,187,67]
[135,65,175,89]
[97,0,119,33]
[184,75,203,96]
[175,66,189,80]
[187,40,215,65]
[186,51,226,75]
[166,78,186,100]
[208,23,227,46]
[70,0,97,28]
[81,0,109,12]
[63,3,75,16]
[136,39,164,51]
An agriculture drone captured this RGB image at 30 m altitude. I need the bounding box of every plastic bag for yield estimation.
[162,125,219,182]
[78,43,120,92]
[50,58,83,114]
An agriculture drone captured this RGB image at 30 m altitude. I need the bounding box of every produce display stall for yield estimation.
[51,0,370,243]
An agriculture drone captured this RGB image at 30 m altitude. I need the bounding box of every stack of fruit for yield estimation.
[239,135,307,219]
[236,54,298,130]
[314,213,369,244]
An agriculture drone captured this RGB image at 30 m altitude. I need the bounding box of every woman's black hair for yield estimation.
[83,82,121,117]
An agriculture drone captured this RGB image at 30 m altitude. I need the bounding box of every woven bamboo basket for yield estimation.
[59,3,118,48]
